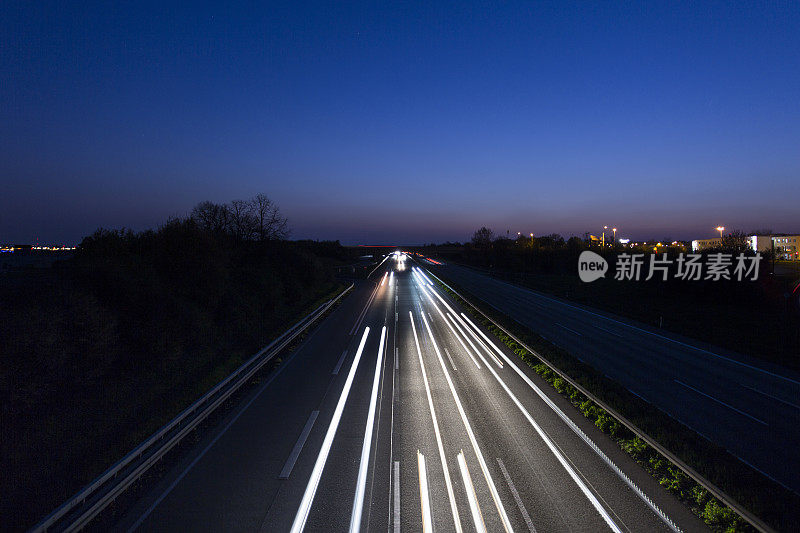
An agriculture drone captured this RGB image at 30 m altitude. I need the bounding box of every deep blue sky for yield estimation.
[2,1,799,244]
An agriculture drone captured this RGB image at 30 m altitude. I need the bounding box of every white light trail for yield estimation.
[417,285,480,369]
[418,451,433,533]
[457,451,487,533]
[290,327,371,533]
[410,311,463,533]
[350,326,387,532]
[419,312,514,532]
[421,285,505,368]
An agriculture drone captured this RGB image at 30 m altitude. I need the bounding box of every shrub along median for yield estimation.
[426,266,799,533]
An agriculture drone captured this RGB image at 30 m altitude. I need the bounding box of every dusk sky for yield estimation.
[2,1,799,244]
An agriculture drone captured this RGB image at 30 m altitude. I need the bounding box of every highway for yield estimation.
[115,253,704,532]
[427,261,800,495]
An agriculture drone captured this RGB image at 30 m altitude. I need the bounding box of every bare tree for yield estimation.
[227,199,257,240]
[250,193,289,241]
[719,230,750,253]
[471,226,495,248]
[191,201,229,234]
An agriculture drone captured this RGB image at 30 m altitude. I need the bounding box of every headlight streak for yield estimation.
[419,274,624,533]
[381,272,388,287]
[457,450,487,533]
[409,311,464,533]
[422,286,506,368]
[446,312,498,370]
[417,451,434,533]
[418,311,514,533]
[290,327,371,533]
[350,326,387,532]
[460,313,507,363]
[415,267,434,286]
[417,284,480,369]
[454,314,504,368]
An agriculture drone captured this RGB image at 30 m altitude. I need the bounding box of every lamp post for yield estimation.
[602,226,607,247]
[716,226,725,240]
[612,227,617,247]
[530,233,534,246]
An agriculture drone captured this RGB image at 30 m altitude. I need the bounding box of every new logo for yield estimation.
[578,251,608,282]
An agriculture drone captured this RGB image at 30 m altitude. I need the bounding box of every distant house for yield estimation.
[772,235,800,260]
[691,238,721,251]
[691,234,800,259]
[749,235,774,253]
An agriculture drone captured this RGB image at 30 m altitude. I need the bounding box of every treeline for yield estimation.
[0,198,352,530]
[423,227,799,370]
[190,193,289,241]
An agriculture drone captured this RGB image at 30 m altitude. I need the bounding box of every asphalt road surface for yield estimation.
[428,261,800,495]
[116,254,706,532]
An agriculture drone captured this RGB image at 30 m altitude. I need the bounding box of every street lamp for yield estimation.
[602,226,608,247]
[612,228,617,247]
[716,226,725,240]
[530,233,534,246]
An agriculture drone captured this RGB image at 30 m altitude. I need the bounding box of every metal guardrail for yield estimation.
[32,283,354,532]
[422,266,776,533]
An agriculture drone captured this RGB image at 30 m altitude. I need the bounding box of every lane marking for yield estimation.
[332,350,348,375]
[393,461,401,533]
[593,325,622,338]
[350,327,388,532]
[410,311,463,533]
[350,284,379,335]
[739,383,800,411]
[395,347,399,370]
[419,311,514,533]
[444,347,457,371]
[457,451,487,533]
[555,323,582,336]
[674,380,767,426]
[279,411,320,479]
[418,451,433,533]
[497,458,536,533]
[290,327,371,533]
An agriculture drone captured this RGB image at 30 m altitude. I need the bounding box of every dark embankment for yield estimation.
[1,219,351,530]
